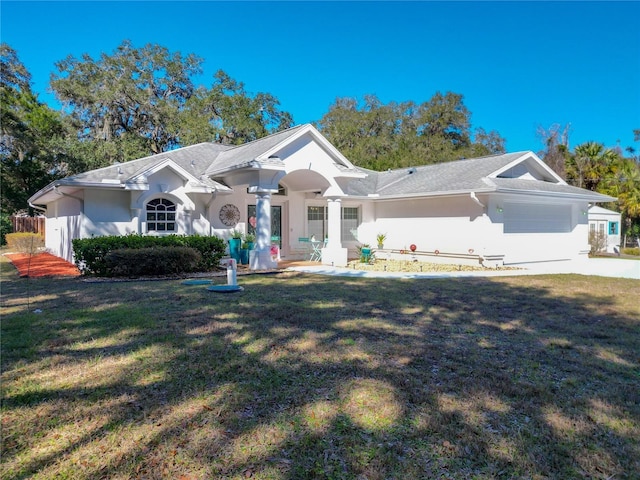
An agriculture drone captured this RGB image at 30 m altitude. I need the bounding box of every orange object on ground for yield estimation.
[4,252,80,278]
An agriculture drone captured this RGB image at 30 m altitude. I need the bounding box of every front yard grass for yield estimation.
[1,255,639,479]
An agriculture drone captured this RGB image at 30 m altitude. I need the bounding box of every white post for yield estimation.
[322,197,348,266]
[226,258,237,285]
[326,198,341,248]
[250,191,277,270]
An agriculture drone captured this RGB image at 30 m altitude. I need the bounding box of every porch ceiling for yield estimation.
[281,169,332,193]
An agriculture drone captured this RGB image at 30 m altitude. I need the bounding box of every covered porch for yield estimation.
[205,125,366,270]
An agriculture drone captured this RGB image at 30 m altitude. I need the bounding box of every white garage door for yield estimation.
[504,203,571,234]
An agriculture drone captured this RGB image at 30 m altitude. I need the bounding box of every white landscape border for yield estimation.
[286,258,640,280]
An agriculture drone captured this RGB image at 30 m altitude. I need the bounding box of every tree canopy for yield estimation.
[316,92,505,170]
[50,40,293,168]
[536,128,640,241]
[1,44,68,214]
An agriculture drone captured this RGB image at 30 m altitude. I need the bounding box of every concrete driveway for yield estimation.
[519,258,640,280]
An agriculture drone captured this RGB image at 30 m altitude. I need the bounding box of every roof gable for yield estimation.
[489,152,565,184]
[126,158,199,188]
[204,124,361,177]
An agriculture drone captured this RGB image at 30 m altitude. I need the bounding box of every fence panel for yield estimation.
[10,216,45,236]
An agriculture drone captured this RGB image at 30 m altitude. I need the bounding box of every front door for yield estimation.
[248,205,282,247]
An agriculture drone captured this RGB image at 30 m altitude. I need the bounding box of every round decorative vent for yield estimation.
[219,204,240,227]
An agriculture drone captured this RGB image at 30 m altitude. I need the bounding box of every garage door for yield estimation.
[504,203,571,234]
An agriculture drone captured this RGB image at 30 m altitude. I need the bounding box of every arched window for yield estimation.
[146,198,176,232]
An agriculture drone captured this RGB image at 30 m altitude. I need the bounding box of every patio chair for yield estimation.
[298,237,312,260]
[310,239,324,262]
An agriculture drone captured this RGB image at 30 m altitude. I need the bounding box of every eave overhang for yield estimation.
[492,186,616,202]
[205,158,287,177]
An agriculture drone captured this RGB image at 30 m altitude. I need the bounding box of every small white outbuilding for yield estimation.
[588,205,622,254]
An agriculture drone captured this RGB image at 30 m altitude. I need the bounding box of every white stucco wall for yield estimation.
[45,194,83,262]
[494,197,589,264]
[84,189,135,237]
[353,194,592,265]
[365,196,487,253]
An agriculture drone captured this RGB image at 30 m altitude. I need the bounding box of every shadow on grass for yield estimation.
[1,265,639,479]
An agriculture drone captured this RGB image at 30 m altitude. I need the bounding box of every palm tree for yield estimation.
[567,142,618,191]
[600,156,640,246]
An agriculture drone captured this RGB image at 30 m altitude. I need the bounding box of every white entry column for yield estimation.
[321,197,348,267]
[250,191,277,270]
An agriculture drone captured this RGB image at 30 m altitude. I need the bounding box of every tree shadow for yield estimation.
[1,270,639,479]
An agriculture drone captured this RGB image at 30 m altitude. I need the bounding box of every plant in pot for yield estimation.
[244,233,256,251]
[229,230,243,263]
[239,234,256,265]
[358,243,374,263]
[376,233,387,249]
[239,241,250,265]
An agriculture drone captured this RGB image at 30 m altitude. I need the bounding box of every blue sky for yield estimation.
[2,1,639,154]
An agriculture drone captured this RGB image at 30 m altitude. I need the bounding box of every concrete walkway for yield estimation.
[286,258,640,280]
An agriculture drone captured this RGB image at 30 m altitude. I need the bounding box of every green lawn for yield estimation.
[1,256,639,479]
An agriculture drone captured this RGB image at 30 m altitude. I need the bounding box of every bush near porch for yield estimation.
[104,247,202,277]
[72,234,226,276]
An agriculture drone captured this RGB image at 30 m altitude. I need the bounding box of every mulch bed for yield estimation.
[3,252,81,278]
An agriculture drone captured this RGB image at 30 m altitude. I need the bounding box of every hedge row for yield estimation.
[105,247,202,277]
[72,234,226,276]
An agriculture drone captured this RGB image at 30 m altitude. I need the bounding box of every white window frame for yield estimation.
[305,204,360,242]
[146,198,177,233]
[341,206,360,242]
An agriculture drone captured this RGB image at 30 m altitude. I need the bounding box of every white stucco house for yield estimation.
[588,205,622,253]
[28,123,616,269]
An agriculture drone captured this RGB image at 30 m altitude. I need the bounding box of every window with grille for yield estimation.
[306,206,360,242]
[341,207,359,242]
[146,198,176,232]
[307,206,326,240]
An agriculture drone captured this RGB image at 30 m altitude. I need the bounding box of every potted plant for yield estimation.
[358,243,373,263]
[229,230,243,263]
[244,233,256,251]
[376,233,387,249]
[239,241,250,265]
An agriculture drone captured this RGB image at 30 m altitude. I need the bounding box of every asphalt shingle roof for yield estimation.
[346,151,614,202]
[346,152,526,196]
[32,125,615,205]
[58,142,233,189]
[204,125,308,176]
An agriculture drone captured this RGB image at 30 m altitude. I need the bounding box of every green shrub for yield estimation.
[5,232,45,254]
[72,234,226,276]
[104,247,201,277]
[0,213,12,245]
[622,247,640,256]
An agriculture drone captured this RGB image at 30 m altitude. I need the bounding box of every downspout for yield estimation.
[469,192,490,267]
[469,191,486,211]
[28,201,47,214]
